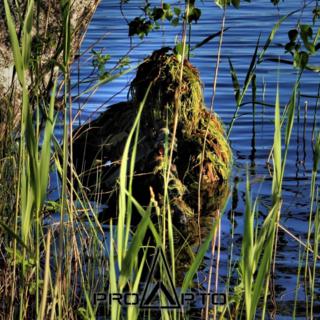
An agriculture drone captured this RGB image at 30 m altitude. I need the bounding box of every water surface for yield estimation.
[65,1,320,318]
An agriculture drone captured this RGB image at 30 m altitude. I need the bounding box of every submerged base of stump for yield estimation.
[72,50,232,222]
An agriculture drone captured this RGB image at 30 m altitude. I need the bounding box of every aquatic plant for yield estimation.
[1,1,320,319]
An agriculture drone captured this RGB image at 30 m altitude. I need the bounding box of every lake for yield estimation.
[65,1,320,318]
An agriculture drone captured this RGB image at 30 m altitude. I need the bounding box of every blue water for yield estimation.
[62,0,320,318]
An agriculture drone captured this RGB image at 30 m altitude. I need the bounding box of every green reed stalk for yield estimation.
[227,6,303,138]
[3,1,61,317]
[106,83,164,319]
[306,133,320,317]
[292,243,303,319]
[55,0,72,317]
[310,192,320,319]
[239,79,299,319]
[117,82,152,269]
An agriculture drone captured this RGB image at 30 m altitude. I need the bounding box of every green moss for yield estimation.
[73,50,232,219]
[131,51,232,184]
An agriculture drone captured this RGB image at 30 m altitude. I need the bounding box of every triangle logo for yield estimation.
[139,247,181,309]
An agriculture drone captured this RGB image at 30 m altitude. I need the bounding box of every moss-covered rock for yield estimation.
[73,49,232,221]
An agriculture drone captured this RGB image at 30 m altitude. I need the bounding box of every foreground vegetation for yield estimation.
[0,0,320,319]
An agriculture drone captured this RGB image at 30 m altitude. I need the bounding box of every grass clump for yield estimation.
[73,49,232,220]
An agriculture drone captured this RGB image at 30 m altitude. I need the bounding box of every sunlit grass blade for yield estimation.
[258,7,303,63]
[305,132,320,289]
[272,86,282,198]
[127,248,148,320]
[313,133,320,173]
[125,189,161,246]
[311,196,320,318]
[250,208,277,317]
[242,173,254,319]
[109,220,120,320]
[280,80,299,181]
[243,35,260,96]
[39,230,52,320]
[119,204,152,290]
[117,82,152,269]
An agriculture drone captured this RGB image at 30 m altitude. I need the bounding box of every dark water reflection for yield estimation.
[60,0,320,318]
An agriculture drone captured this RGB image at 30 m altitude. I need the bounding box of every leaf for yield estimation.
[313,133,320,172]
[21,0,34,68]
[272,86,282,196]
[241,35,260,101]
[125,189,161,246]
[284,42,295,53]
[215,0,229,9]
[0,220,29,250]
[117,82,152,268]
[288,29,298,42]
[242,174,255,319]
[300,24,314,53]
[163,3,170,10]
[171,17,179,26]
[174,42,190,57]
[80,66,134,96]
[152,8,165,21]
[119,208,151,290]
[232,0,241,8]
[181,219,219,293]
[228,58,241,105]
[191,28,229,51]
[3,0,24,84]
[300,24,313,39]
[305,43,316,54]
[294,51,309,69]
[258,7,302,63]
[39,79,57,205]
[109,221,120,320]
[188,7,201,23]
[128,17,153,38]
[174,7,181,16]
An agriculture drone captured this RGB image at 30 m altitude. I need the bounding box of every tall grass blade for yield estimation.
[228,58,240,105]
[39,230,51,320]
[191,28,230,51]
[128,248,148,320]
[109,221,120,320]
[39,80,57,204]
[21,0,34,68]
[3,0,24,84]
[117,83,152,268]
[227,37,259,137]
[258,7,303,63]
[0,220,28,249]
[119,205,152,290]
[181,219,219,293]
[242,174,254,320]
[272,86,282,198]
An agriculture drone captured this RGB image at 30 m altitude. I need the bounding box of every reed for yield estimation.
[1,1,319,319]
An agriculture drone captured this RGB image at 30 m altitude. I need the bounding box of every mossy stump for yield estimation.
[73,49,232,222]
